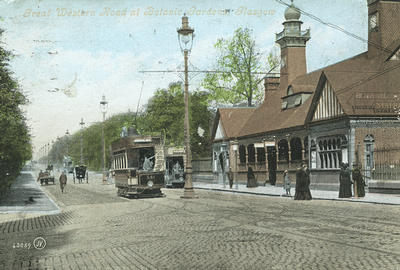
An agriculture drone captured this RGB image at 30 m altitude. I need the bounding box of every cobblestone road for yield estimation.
[1,172,400,269]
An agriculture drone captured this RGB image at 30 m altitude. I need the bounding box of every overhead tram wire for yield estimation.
[274,0,393,55]
[139,70,279,75]
[335,62,400,95]
[275,0,400,96]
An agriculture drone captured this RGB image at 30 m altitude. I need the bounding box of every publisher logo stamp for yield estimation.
[33,237,47,250]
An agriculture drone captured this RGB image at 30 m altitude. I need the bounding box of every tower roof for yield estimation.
[284,1,301,21]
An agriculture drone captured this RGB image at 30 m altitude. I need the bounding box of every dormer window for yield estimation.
[287,86,293,95]
[369,12,378,32]
[294,96,302,106]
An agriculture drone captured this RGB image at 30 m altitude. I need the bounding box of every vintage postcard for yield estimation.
[1,0,400,269]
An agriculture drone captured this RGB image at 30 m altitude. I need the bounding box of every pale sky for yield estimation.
[0,0,368,159]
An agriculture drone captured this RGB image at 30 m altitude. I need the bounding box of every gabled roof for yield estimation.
[211,107,256,141]
[238,44,400,137]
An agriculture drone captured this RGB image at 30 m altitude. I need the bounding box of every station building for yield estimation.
[211,0,400,192]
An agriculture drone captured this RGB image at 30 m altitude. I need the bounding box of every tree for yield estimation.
[202,27,279,107]
[49,112,141,171]
[0,29,32,193]
[142,82,213,158]
[48,81,213,171]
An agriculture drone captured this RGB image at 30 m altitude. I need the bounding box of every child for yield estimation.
[283,170,291,196]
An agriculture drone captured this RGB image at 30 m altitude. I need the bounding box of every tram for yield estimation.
[111,134,165,198]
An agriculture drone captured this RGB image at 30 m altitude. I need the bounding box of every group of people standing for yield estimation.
[339,163,365,198]
[282,164,312,200]
[282,162,366,200]
[293,163,312,200]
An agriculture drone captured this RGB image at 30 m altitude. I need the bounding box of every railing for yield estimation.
[370,163,400,180]
[276,28,310,40]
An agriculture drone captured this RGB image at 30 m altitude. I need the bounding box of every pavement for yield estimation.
[0,170,60,214]
[193,181,400,205]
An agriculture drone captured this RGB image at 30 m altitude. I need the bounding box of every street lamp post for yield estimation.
[100,95,108,184]
[232,140,239,189]
[177,15,197,199]
[65,129,70,156]
[80,118,85,165]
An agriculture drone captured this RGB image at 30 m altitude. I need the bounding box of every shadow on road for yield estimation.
[0,171,59,213]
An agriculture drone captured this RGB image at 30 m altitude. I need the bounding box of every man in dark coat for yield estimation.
[294,164,312,200]
[59,171,67,193]
[339,163,352,198]
[352,164,365,198]
[247,167,257,187]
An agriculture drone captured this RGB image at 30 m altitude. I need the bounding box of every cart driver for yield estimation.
[37,170,43,182]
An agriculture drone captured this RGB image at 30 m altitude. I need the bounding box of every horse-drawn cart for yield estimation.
[73,165,88,184]
[37,165,55,185]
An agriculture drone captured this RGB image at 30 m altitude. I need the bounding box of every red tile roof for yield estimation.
[237,47,400,138]
[212,107,256,141]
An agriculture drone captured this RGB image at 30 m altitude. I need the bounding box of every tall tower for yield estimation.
[276,1,310,94]
[367,0,400,58]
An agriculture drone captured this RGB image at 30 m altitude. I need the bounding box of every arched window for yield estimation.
[239,145,246,164]
[247,144,255,163]
[278,139,289,161]
[257,147,266,163]
[316,136,344,169]
[364,134,375,172]
[290,137,302,161]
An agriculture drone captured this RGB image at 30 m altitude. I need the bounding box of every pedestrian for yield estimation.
[352,163,365,198]
[339,163,352,198]
[283,170,291,196]
[294,163,312,200]
[59,171,67,193]
[227,167,234,189]
[247,166,257,188]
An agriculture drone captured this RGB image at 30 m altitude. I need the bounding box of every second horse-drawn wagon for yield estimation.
[73,165,88,184]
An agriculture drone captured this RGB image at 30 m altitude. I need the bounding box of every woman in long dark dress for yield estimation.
[352,164,365,198]
[339,163,352,198]
[294,164,312,200]
[247,167,257,187]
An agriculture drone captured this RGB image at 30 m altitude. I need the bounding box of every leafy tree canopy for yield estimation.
[0,28,32,193]
[48,81,213,171]
[202,27,279,107]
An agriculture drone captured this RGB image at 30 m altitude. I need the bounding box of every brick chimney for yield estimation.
[367,0,400,58]
[276,1,310,94]
[264,75,280,102]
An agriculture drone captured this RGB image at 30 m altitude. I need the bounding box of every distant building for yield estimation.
[211,0,400,192]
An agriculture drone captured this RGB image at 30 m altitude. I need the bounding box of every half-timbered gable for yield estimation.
[312,80,344,121]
